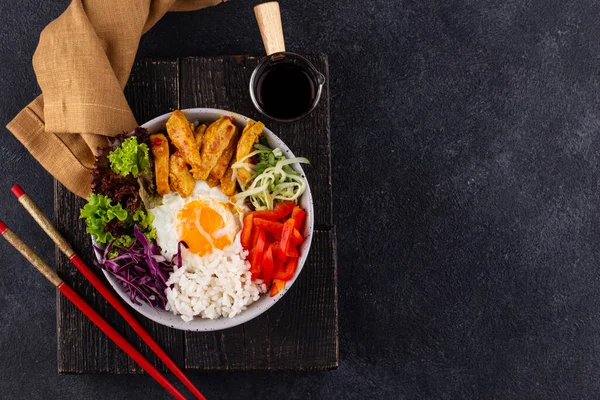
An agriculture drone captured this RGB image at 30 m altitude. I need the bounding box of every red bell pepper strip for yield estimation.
[254,218,283,237]
[292,229,303,245]
[270,279,286,297]
[264,231,279,244]
[251,210,279,221]
[271,241,287,263]
[255,219,304,246]
[253,201,296,221]
[251,225,260,248]
[272,253,284,280]
[279,218,295,256]
[274,257,298,281]
[249,229,266,279]
[248,248,259,276]
[241,213,254,249]
[291,207,306,230]
[262,246,274,286]
[286,244,298,258]
[270,241,284,263]
[275,201,296,219]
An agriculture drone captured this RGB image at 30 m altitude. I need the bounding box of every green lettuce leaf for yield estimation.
[133,208,157,241]
[79,194,129,244]
[114,235,134,248]
[108,137,151,178]
[80,194,157,247]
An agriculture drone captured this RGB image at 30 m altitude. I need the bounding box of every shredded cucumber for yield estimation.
[233,143,310,210]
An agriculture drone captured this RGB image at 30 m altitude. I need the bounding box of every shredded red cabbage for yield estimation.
[95,225,179,309]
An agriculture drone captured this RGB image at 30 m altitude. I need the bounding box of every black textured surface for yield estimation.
[1,0,600,398]
[56,56,337,373]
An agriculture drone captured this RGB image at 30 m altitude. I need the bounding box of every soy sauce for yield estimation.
[255,62,316,120]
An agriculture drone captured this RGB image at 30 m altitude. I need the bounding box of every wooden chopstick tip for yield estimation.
[11,184,25,199]
[0,220,7,235]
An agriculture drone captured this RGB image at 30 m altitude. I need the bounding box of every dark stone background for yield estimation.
[2,0,600,398]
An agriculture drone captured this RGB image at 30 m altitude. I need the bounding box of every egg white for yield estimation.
[150,180,246,260]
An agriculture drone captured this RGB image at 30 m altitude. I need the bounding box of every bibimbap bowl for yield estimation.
[91,108,313,331]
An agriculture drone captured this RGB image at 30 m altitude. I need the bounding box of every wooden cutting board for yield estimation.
[54,55,338,373]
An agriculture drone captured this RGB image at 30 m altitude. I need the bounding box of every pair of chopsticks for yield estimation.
[1,185,204,400]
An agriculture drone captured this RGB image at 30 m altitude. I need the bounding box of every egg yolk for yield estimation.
[177,200,232,256]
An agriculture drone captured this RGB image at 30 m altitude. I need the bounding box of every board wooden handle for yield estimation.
[254,2,286,55]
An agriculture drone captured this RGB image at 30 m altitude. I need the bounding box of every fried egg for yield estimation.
[150,180,245,259]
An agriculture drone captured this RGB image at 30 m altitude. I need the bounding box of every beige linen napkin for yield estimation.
[7,0,224,199]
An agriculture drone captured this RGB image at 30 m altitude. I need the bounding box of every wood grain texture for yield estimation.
[56,56,337,373]
[254,2,286,55]
[57,60,183,374]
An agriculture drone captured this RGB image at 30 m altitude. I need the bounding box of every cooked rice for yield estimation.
[152,182,266,321]
[165,241,266,321]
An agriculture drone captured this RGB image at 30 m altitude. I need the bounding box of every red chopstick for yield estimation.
[0,220,187,400]
[11,185,205,400]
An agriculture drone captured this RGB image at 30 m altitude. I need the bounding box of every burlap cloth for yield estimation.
[6,0,224,198]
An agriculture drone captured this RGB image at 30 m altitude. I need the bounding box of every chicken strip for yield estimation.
[236,120,265,185]
[194,124,207,149]
[149,133,170,195]
[166,110,203,179]
[210,127,238,179]
[220,166,237,196]
[197,117,237,180]
[169,151,195,198]
[206,175,220,188]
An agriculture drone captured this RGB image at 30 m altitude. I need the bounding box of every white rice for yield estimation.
[164,237,267,321]
[151,182,267,321]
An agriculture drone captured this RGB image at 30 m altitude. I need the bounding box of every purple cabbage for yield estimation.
[95,225,179,309]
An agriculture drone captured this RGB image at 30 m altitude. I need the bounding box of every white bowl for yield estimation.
[93,108,314,331]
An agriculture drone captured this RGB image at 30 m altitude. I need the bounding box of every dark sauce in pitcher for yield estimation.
[255,62,316,120]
